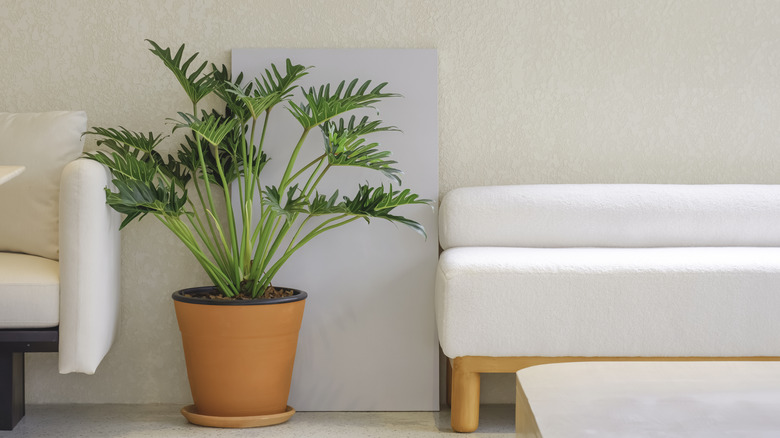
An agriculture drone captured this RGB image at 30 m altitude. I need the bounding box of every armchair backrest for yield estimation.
[0,111,87,260]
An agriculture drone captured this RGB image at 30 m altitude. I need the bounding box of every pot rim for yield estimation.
[172,286,308,306]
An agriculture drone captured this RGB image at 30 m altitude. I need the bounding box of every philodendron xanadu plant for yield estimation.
[86,40,429,298]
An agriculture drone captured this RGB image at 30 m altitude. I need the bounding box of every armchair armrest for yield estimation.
[57,159,121,374]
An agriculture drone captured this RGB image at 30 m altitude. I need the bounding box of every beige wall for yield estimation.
[2,0,780,404]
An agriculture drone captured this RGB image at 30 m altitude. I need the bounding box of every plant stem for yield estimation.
[256,109,271,177]
[256,216,287,276]
[244,118,257,205]
[238,120,252,274]
[191,173,229,267]
[246,109,274,280]
[210,145,242,284]
[160,214,236,296]
[258,216,359,290]
[279,128,311,194]
[304,162,331,199]
[290,153,326,183]
[184,202,230,273]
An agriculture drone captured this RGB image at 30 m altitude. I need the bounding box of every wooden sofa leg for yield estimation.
[0,351,24,430]
[450,358,480,432]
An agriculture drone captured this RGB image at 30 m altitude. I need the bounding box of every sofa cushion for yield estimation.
[435,246,780,358]
[439,185,780,250]
[0,252,59,328]
[0,111,87,260]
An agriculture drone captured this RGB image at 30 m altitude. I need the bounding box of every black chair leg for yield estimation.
[0,351,24,430]
[0,329,58,430]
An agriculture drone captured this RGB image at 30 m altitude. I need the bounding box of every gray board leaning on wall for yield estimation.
[232,48,439,411]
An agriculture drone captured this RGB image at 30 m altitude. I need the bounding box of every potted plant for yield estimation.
[85,40,429,428]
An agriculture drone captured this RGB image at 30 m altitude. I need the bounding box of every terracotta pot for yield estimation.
[172,287,307,419]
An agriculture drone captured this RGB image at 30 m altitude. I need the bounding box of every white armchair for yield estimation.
[0,111,120,429]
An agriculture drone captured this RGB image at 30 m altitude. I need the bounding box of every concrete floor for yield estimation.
[0,404,515,437]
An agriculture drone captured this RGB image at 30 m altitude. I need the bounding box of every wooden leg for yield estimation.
[0,351,24,430]
[450,357,480,433]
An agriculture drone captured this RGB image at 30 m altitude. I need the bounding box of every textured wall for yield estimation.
[2,0,780,405]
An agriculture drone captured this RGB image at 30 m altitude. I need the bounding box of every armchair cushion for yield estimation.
[0,253,59,329]
[0,111,87,260]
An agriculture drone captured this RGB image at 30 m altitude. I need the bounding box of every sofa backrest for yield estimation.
[439,184,780,250]
[0,111,87,260]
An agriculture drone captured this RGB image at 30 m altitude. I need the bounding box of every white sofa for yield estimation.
[435,184,780,432]
[0,111,121,429]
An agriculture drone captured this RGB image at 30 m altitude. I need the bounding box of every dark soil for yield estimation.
[182,285,295,301]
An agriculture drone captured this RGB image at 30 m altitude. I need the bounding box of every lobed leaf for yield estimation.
[254,59,310,100]
[86,127,166,154]
[321,115,402,183]
[264,184,309,223]
[337,184,431,238]
[212,66,254,124]
[172,112,239,147]
[307,191,345,216]
[288,79,400,129]
[146,40,217,105]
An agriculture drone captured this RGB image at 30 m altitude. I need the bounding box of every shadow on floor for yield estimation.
[434,404,515,434]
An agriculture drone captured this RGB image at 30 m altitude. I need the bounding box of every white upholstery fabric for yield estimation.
[0,111,87,260]
[436,184,780,361]
[58,159,121,374]
[0,253,59,328]
[0,111,120,375]
[436,246,780,358]
[439,184,780,250]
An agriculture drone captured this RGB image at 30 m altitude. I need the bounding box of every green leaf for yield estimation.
[175,130,242,187]
[85,127,166,154]
[225,84,281,120]
[254,59,310,100]
[211,66,253,124]
[147,40,217,105]
[264,184,308,222]
[84,134,190,230]
[321,115,402,183]
[340,184,430,238]
[308,190,346,215]
[288,79,400,130]
[175,134,202,175]
[159,156,191,189]
[173,112,239,147]
[224,59,309,120]
[84,149,158,184]
[104,177,189,230]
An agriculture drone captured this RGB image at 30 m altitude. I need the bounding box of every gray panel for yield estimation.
[232,49,438,411]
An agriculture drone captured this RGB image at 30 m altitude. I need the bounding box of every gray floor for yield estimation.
[0,404,515,437]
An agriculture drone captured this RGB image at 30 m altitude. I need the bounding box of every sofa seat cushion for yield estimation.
[435,246,780,358]
[0,252,59,329]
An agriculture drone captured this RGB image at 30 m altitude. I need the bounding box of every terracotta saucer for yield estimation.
[180,405,295,428]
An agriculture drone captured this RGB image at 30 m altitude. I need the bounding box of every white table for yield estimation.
[516,361,780,437]
[0,166,24,185]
